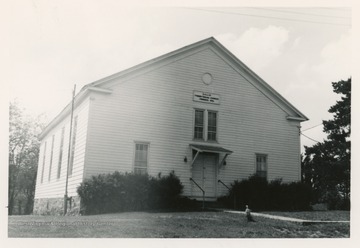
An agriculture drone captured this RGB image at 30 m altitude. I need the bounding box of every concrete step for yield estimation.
[191,199,228,209]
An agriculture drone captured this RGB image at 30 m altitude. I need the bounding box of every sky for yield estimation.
[1,1,360,245]
[1,0,355,152]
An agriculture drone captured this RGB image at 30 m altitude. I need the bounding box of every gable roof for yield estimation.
[40,37,308,139]
[82,37,308,120]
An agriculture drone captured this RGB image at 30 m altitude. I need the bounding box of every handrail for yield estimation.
[217,179,230,190]
[190,178,205,209]
[190,178,205,193]
[218,179,236,209]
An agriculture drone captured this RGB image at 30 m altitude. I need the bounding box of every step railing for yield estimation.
[217,179,230,190]
[190,178,205,209]
[218,179,236,209]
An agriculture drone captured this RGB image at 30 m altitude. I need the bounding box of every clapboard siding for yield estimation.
[84,47,302,197]
[34,98,90,199]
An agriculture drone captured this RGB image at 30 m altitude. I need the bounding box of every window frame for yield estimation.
[69,116,78,176]
[193,108,218,142]
[133,141,150,175]
[57,126,65,179]
[194,109,205,140]
[40,141,47,184]
[48,134,55,182]
[255,153,268,179]
[207,110,218,142]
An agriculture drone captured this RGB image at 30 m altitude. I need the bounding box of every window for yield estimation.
[41,142,47,184]
[256,154,267,178]
[194,109,218,141]
[69,116,78,176]
[48,135,55,181]
[194,109,204,140]
[207,111,217,141]
[57,127,65,179]
[134,143,149,175]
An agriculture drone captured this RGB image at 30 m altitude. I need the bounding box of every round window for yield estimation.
[202,73,213,85]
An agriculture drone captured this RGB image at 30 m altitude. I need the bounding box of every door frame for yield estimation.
[191,151,219,198]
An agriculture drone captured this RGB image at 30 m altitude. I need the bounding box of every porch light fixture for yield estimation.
[184,156,188,163]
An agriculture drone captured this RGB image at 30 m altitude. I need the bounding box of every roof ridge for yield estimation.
[82,36,217,90]
[40,37,308,139]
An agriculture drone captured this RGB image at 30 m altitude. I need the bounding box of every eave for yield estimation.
[39,86,112,140]
[84,37,309,121]
[40,37,309,139]
[286,116,308,122]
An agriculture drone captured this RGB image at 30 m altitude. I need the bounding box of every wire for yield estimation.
[316,7,351,12]
[301,132,321,143]
[302,123,323,132]
[183,7,351,27]
[245,7,351,19]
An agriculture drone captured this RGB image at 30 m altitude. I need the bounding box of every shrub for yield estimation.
[318,189,350,210]
[226,175,269,211]
[77,172,150,214]
[279,181,312,211]
[148,172,184,209]
[77,171,186,215]
[220,174,313,211]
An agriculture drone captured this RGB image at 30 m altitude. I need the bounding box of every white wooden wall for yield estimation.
[84,45,302,198]
[34,98,90,199]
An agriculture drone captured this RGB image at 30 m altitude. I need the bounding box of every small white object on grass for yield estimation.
[245,205,255,222]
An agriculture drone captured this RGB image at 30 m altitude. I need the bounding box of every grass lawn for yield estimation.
[8,211,350,238]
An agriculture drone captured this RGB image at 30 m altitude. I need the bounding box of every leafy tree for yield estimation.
[302,78,351,209]
[9,101,45,215]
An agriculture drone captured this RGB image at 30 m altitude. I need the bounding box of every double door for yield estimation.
[191,152,218,198]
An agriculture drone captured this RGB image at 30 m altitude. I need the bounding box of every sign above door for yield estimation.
[193,91,220,104]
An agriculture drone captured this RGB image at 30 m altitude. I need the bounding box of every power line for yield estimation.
[302,123,323,132]
[183,7,351,27]
[302,112,351,132]
[301,132,321,143]
[316,7,351,12]
[245,7,351,19]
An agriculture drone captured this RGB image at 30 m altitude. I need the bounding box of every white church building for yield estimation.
[33,37,308,214]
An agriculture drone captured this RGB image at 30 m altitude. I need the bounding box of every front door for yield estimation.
[191,152,218,198]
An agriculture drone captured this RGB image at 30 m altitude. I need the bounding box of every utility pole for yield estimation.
[64,84,76,215]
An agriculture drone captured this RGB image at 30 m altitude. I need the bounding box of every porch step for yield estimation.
[189,196,217,202]
[191,198,228,209]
